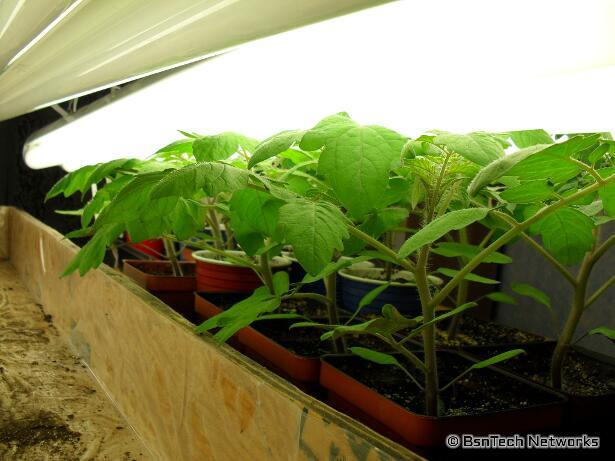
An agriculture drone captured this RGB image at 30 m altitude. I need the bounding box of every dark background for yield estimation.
[0,91,109,234]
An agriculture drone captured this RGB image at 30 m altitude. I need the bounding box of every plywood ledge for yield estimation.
[6,207,423,461]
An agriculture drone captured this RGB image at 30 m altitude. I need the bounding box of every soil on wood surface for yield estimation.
[465,343,615,397]
[125,260,196,277]
[434,316,547,348]
[0,262,150,461]
[326,352,560,417]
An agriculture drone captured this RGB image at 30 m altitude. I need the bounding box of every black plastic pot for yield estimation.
[459,341,615,432]
[320,351,567,448]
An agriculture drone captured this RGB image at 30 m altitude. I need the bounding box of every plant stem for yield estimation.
[384,231,393,281]
[415,244,439,416]
[447,227,469,339]
[324,272,346,353]
[259,251,275,295]
[207,200,224,250]
[492,210,576,285]
[550,250,592,389]
[163,237,183,277]
[550,229,614,388]
[429,177,613,310]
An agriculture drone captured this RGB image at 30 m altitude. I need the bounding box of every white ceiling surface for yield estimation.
[21,0,615,170]
[0,0,76,70]
[0,0,391,121]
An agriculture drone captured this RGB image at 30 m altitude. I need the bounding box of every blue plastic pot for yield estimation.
[339,269,421,316]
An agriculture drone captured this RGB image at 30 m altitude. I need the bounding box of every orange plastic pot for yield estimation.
[320,352,566,448]
[191,250,290,293]
[194,292,322,386]
[123,260,196,317]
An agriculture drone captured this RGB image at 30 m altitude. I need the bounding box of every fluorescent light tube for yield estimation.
[23,0,615,170]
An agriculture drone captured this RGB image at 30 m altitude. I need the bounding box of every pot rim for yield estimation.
[192,250,291,268]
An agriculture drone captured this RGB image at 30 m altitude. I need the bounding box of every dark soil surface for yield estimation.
[435,316,547,348]
[326,352,561,417]
[464,342,615,396]
[0,262,149,460]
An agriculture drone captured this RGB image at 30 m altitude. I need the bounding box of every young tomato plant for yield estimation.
[288,116,615,416]
[470,130,615,389]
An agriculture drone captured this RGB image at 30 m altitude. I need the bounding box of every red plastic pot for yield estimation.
[191,250,290,293]
[194,292,322,386]
[123,260,196,317]
[123,232,164,258]
[320,352,566,448]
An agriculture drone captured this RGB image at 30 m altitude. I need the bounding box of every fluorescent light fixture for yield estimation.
[0,0,77,70]
[0,0,391,121]
[24,0,615,170]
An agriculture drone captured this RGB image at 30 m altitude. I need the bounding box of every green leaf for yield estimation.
[597,167,615,217]
[433,132,505,166]
[194,287,281,342]
[511,283,551,309]
[507,134,601,183]
[500,180,553,203]
[321,314,422,341]
[468,135,601,196]
[343,207,408,255]
[301,113,406,218]
[46,159,141,201]
[55,209,83,216]
[155,138,194,155]
[587,143,610,164]
[407,302,477,338]
[509,130,553,148]
[468,144,548,196]
[229,188,284,255]
[431,242,512,264]
[486,292,517,305]
[437,268,500,285]
[94,172,176,229]
[350,347,400,367]
[248,130,304,168]
[277,200,348,275]
[193,132,258,162]
[538,207,595,265]
[171,198,208,241]
[301,256,372,284]
[588,327,615,343]
[272,271,289,297]
[81,174,133,227]
[62,223,123,276]
[46,165,97,201]
[150,162,249,199]
[344,283,391,324]
[470,349,526,369]
[398,208,490,258]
